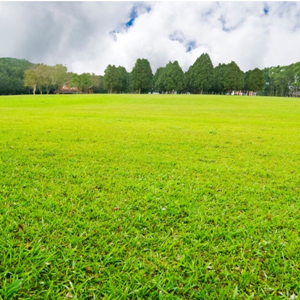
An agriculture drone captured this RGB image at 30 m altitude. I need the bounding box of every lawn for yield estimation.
[0,94,299,299]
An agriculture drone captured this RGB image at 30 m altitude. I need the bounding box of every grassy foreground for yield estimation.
[0,94,299,299]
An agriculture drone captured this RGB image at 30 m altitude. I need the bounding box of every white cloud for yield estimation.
[0,2,300,75]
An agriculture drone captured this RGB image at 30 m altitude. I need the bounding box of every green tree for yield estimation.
[117,66,130,93]
[51,64,68,94]
[262,67,275,96]
[244,68,264,93]
[70,73,92,93]
[292,62,300,97]
[188,53,214,94]
[212,63,227,94]
[24,66,39,95]
[36,64,52,94]
[153,67,165,93]
[185,65,194,93]
[161,61,185,94]
[0,58,33,95]
[103,65,120,93]
[223,61,244,93]
[270,66,294,97]
[131,58,153,94]
[80,73,92,93]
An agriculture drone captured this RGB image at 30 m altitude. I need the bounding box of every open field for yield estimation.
[0,94,300,299]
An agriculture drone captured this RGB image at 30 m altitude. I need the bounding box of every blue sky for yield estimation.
[0,1,300,74]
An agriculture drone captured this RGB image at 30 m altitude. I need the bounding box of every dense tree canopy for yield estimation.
[70,73,92,93]
[244,68,264,92]
[0,58,33,95]
[51,64,68,94]
[153,67,166,93]
[117,66,130,93]
[158,61,185,94]
[103,65,129,93]
[2,56,300,97]
[131,58,153,94]
[186,53,214,94]
[222,61,244,92]
[103,65,118,93]
[24,63,68,94]
[212,63,227,94]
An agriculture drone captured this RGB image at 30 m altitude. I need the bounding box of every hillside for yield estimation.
[0,57,33,95]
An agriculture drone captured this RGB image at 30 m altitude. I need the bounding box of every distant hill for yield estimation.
[0,57,34,95]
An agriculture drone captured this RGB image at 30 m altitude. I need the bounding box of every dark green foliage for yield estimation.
[3,55,300,97]
[222,61,244,92]
[131,58,153,94]
[273,66,294,97]
[186,53,214,94]
[91,74,107,93]
[103,64,118,93]
[212,62,244,94]
[97,75,108,93]
[212,63,227,94]
[162,61,185,94]
[291,62,300,96]
[153,67,165,93]
[0,58,33,95]
[103,65,129,93]
[263,64,296,97]
[244,68,264,92]
[117,66,130,93]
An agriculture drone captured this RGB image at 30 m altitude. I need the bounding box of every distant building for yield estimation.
[230,90,256,96]
[231,90,243,96]
[58,82,81,94]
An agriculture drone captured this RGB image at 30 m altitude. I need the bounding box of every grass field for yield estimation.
[0,94,300,299]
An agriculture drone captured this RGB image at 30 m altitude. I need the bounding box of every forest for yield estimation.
[0,54,300,96]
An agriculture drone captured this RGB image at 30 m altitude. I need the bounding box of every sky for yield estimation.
[0,1,300,75]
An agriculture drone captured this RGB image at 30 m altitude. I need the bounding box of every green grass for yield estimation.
[0,94,299,299]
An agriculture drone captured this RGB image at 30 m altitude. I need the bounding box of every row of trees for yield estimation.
[24,64,67,95]
[23,64,103,94]
[1,56,300,96]
[263,63,300,97]
[103,54,265,95]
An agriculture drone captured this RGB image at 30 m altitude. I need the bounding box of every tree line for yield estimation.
[103,54,300,97]
[0,55,300,96]
[0,58,104,95]
[23,64,104,95]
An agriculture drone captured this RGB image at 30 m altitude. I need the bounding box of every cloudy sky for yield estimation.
[1,1,300,75]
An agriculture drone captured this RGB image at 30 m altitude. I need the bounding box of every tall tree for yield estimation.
[161,61,185,94]
[188,53,214,94]
[244,68,264,92]
[185,65,194,93]
[117,66,130,93]
[212,63,227,94]
[223,61,244,93]
[131,58,153,94]
[36,64,52,94]
[24,66,39,95]
[103,65,120,93]
[51,64,68,94]
[270,66,294,97]
[153,67,166,93]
